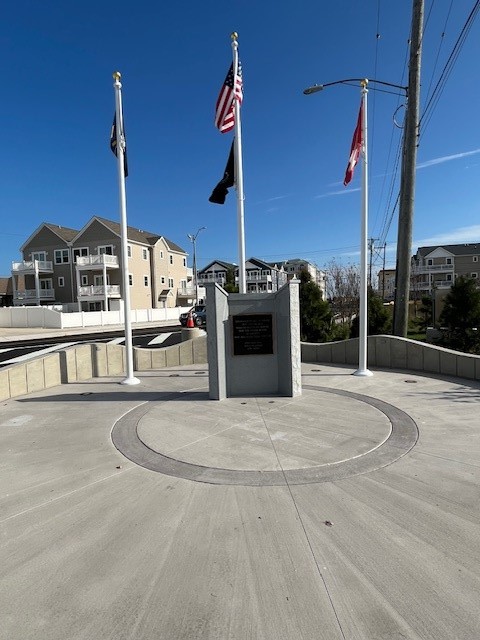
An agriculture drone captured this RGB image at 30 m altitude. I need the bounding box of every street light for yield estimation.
[303,78,407,96]
[303,77,407,376]
[187,226,206,305]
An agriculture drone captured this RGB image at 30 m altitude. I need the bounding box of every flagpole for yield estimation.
[112,71,140,386]
[354,79,372,377]
[231,32,246,294]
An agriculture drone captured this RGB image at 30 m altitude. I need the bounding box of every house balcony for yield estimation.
[11,260,53,274]
[77,285,121,299]
[177,285,206,299]
[13,289,55,305]
[236,274,273,283]
[76,255,119,269]
[198,275,226,285]
[412,263,454,275]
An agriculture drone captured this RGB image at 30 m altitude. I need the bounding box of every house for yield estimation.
[269,258,326,298]
[11,217,189,310]
[411,243,480,297]
[377,268,396,301]
[0,277,13,307]
[197,259,237,289]
[198,258,288,293]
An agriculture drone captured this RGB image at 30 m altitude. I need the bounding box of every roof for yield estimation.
[246,257,278,270]
[76,217,186,254]
[416,243,480,258]
[199,259,238,273]
[20,222,80,250]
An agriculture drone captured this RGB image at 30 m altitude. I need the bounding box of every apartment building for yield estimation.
[198,258,288,293]
[11,216,189,310]
[377,268,396,301]
[269,258,326,298]
[411,243,480,296]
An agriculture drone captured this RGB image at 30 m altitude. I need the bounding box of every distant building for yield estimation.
[0,277,13,307]
[11,217,189,310]
[198,258,288,293]
[377,268,396,301]
[411,243,480,297]
[269,258,326,298]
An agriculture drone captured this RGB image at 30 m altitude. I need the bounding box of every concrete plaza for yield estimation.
[1,362,479,639]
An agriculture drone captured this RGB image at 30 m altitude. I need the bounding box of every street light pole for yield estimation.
[187,226,206,304]
[303,77,407,376]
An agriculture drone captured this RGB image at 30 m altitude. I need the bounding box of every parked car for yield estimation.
[179,305,207,327]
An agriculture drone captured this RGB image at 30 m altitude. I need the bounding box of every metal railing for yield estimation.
[78,285,121,297]
[14,288,55,300]
[11,260,53,272]
[412,263,454,274]
[76,255,119,267]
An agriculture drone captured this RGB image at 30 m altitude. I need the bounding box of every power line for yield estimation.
[420,0,480,137]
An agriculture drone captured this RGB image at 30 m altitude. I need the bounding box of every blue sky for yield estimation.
[1,0,479,277]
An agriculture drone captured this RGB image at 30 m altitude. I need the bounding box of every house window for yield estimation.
[58,276,65,287]
[160,250,164,259]
[446,258,452,265]
[427,259,433,266]
[81,275,88,286]
[161,276,166,284]
[94,275,109,286]
[128,274,133,286]
[183,257,186,267]
[73,247,88,261]
[31,251,47,262]
[98,245,113,255]
[40,278,53,290]
[472,273,478,279]
[127,245,132,258]
[473,256,478,263]
[168,277,174,288]
[54,249,69,264]
[144,276,149,287]
[446,274,452,281]
[142,248,148,260]
[169,255,173,265]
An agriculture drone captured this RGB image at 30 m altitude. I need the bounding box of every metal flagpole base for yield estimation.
[120,376,141,386]
[353,368,373,377]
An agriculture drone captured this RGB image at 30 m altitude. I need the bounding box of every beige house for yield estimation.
[11,216,189,310]
[411,243,480,297]
[377,268,396,301]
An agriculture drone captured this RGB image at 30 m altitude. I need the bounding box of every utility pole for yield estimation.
[382,242,386,300]
[368,238,379,289]
[393,0,424,336]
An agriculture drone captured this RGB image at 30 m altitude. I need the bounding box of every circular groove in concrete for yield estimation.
[111,385,418,486]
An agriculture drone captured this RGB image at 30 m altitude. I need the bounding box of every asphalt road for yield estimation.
[0,325,182,367]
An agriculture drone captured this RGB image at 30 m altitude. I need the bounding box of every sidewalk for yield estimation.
[1,362,479,639]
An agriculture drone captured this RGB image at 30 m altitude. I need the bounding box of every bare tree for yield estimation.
[325,259,360,325]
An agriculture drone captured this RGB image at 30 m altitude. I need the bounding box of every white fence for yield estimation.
[0,305,191,329]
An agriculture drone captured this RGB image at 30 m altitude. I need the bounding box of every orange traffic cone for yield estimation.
[186,309,195,328]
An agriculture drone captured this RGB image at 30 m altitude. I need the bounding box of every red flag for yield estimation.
[214,61,243,133]
[344,97,364,186]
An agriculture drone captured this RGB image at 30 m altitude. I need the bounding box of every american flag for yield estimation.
[214,61,243,133]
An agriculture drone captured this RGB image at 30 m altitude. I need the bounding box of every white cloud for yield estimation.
[415,225,480,248]
[315,187,361,199]
[417,148,480,170]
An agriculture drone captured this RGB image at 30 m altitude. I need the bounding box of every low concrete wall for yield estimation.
[2,333,479,402]
[0,336,208,401]
[301,335,480,381]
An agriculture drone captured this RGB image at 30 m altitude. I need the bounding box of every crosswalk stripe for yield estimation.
[147,333,172,345]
